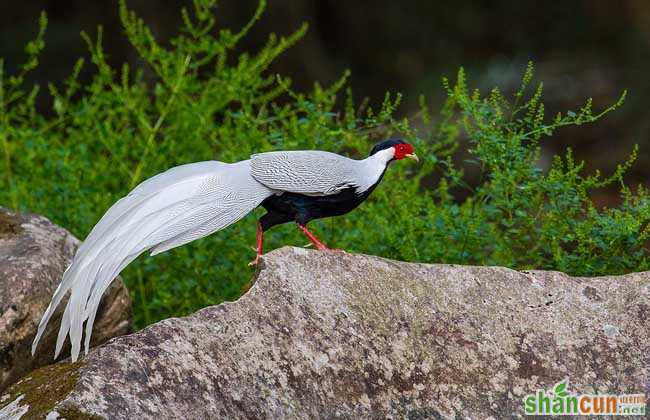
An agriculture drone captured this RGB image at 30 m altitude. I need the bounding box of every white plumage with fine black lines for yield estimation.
[32,138,418,362]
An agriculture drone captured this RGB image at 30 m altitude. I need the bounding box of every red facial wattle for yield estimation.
[393,143,416,161]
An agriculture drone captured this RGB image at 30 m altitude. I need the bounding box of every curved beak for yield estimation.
[405,153,419,163]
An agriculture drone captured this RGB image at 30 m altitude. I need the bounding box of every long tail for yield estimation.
[32,160,272,361]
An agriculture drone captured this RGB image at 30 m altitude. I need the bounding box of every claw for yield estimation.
[248,255,261,266]
[296,224,330,251]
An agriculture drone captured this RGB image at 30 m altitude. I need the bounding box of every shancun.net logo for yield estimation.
[523,380,646,416]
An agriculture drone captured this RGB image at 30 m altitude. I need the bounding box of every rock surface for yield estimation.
[0,208,132,393]
[1,246,649,419]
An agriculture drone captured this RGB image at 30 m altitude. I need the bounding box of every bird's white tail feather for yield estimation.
[32,160,272,361]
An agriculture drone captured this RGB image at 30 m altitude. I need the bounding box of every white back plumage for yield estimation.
[251,148,394,196]
[32,160,272,361]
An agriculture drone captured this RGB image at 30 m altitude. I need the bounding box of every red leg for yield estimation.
[297,224,330,251]
[248,222,264,266]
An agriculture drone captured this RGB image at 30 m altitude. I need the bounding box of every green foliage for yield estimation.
[1,1,648,328]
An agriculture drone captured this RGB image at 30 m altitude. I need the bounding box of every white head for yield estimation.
[368,139,419,164]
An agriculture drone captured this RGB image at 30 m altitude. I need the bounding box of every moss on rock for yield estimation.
[0,361,86,419]
[0,210,22,238]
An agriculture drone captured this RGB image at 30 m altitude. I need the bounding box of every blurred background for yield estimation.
[1,0,648,203]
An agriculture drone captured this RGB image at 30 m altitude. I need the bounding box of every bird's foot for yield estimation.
[249,222,264,266]
[248,254,262,266]
[297,224,332,251]
[303,242,345,252]
[312,242,330,251]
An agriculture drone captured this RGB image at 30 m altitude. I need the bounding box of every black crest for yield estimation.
[369,138,406,157]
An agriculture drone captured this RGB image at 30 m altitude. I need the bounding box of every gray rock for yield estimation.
[0,208,132,393]
[1,246,649,419]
